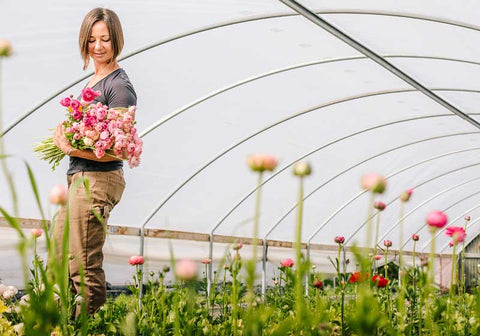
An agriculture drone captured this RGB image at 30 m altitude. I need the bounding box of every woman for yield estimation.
[53,8,136,316]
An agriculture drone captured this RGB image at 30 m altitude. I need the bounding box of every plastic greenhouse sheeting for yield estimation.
[1,0,480,286]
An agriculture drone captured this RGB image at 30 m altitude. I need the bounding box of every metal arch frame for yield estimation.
[257,136,480,294]
[2,9,480,137]
[441,218,480,254]
[420,195,480,253]
[316,156,480,248]
[372,173,480,246]
[139,55,480,138]
[279,0,480,129]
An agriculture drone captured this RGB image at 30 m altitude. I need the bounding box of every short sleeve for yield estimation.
[106,80,137,108]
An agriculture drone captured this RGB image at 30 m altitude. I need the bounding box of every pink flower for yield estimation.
[83,137,94,147]
[73,133,82,141]
[281,258,294,268]
[334,236,345,244]
[465,215,471,221]
[412,234,419,241]
[374,201,386,211]
[247,154,278,172]
[128,156,140,168]
[426,211,448,229]
[100,130,110,140]
[361,173,386,194]
[0,39,13,57]
[69,99,81,111]
[49,184,67,205]
[293,162,312,177]
[31,229,42,237]
[445,226,466,243]
[60,97,71,107]
[175,259,197,281]
[94,148,105,158]
[72,111,82,120]
[449,241,454,247]
[95,108,107,121]
[81,87,101,103]
[128,255,144,266]
[400,188,414,202]
[233,242,243,250]
[374,255,382,260]
[384,240,392,248]
[201,258,211,264]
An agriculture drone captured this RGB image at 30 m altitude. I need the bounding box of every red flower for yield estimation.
[281,259,294,268]
[372,275,388,288]
[374,255,382,260]
[312,279,323,289]
[374,201,386,211]
[334,236,345,244]
[426,211,448,229]
[412,234,419,241]
[349,271,368,283]
[384,240,392,248]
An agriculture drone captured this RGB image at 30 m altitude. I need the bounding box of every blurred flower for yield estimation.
[334,236,345,244]
[293,161,312,177]
[400,189,414,202]
[0,39,13,57]
[312,279,323,289]
[374,201,386,211]
[163,265,170,273]
[465,215,471,221]
[247,154,277,172]
[223,264,228,270]
[449,241,454,247]
[349,271,368,283]
[384,240,392,248]
[0,284,5,296]
[49,184,68,205]
[372,275,389,288]
[13,323,24,335]
[412,234,419,241]
[273,279,279,285]
[361,173,386,194]
[446,226,466,243]
[374,255,382,260]
[201,258,211,264]
[175,259,197,281]
[31,228,42,237]
[426,210,448,229]
[233,241,243,250]
[281,258,294,268]
[128,255,144,266]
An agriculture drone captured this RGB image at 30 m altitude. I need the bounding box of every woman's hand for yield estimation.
[53,123,72,155]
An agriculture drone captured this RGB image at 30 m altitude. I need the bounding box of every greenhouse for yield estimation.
[1,0,480,335]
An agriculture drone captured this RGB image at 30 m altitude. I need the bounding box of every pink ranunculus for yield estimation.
[69,99,81,111]
[134,145,142,156]
[31,228,43,237]
[0,39,13,57]
[128,156,140,168]
[374,201,386,211]
[128,105,137,116]
[449,241,454,247]
[334,236,345,244]
[95,108,107,121]
[233,242,243,250]
[126,143,135,153]
[72,111,82,120]
[361,173,387,194]
[201,258,211,264]
[73,132,82,140]
[81,87,101,103]
[281,258,294,268]
[445,226,466,243]
[374,255,382,260]
[426,211,448,229]
[175,259,197,281]
[384,240,392,248]
[123,114,133,123]
[60,97,71,107]
[100,130,110,140]
[94,148,105,158]
[128,255,144,266]
[412,234,419,241]
[49,184,68,205]
[83,137,94,147]
[465,215,471,221]
[247,154,278,172]
[400,188,414,202]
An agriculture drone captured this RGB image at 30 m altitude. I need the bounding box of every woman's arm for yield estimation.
[53,123,121,162]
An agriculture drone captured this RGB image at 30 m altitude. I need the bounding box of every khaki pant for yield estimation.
[54,169,125,316]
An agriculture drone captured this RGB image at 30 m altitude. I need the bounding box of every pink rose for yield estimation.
[175,259,197,281]
[81,87,101,103]
[60,97,71,107]
[49,184,68,205]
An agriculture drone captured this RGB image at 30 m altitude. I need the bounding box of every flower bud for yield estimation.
[412,234,419,241]
[465,215,471,221]
[374,201,386,211]
[49,184,68,205]
[293,162,312,177]
[361,173,386,194]
[0,39,13,57]
[31,228,43,237]
[247,154,278,172]
[400,188,414,202]
[426,210,448,229]
[201,258,211,264]
[384,240,392,248]
[175,259,197,281]
[334,236,345,244]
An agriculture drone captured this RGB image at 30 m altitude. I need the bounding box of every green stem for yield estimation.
[461,220,467,293]
[295,176,305,324]
[248,172,263,304]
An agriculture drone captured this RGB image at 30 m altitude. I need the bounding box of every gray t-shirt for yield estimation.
[67,68,137,175]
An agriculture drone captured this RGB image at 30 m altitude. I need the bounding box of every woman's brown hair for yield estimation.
[79,8,124,70]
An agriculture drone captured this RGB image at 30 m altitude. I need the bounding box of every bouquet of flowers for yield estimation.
[34,88,142,170]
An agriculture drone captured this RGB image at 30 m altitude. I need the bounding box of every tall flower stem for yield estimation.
[337,243,345,336]
[295,175,305,324]
[373,212,381,260]
[397,202,406,333]
[460,219,468,293]
[448,243,457,334]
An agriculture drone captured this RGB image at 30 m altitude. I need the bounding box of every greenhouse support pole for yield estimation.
[262,239,268,296]
[305,242,310,296]
[207,233,213,297]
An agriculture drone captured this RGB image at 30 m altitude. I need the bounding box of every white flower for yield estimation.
[0,284,6,296]
[13,323,24,334]
[7,286,18,295]
[3,289,15,300]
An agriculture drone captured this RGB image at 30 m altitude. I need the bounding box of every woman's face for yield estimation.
[88,21,113,65]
